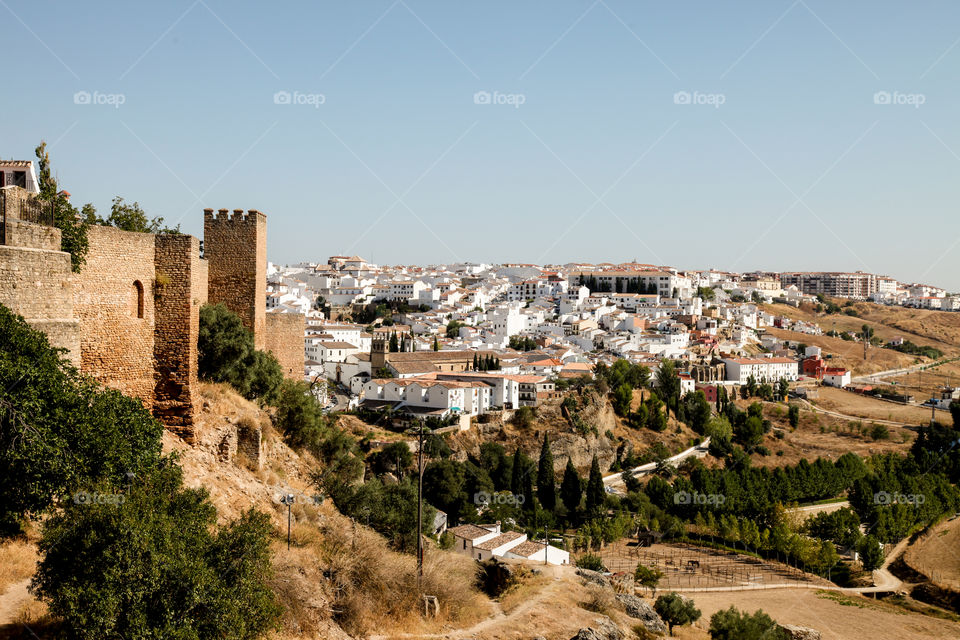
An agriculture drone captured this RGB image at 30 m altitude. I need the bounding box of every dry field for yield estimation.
[764,326,920,376]
[689,588,960,640]
[883,359,960,401]
[904,517,960,593]
[812,386,938,426]
[763,301,960,354]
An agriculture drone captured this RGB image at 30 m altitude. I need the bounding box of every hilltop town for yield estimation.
[3,154,960,640]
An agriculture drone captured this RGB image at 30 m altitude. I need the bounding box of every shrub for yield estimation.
[575,553,607,572]
[870,423,890,441]
[0,304,163,535]
[33,463,281,640]
[708,606,787,640]
[198,303,282,401]
[654,592,701,635]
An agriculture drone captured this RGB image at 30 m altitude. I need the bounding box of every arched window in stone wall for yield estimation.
[133,280,144,319]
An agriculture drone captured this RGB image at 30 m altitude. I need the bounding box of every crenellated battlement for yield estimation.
[203,208,266,224]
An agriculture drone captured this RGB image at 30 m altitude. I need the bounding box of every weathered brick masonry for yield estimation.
[204,208,266,350]
[2,199,303,441]
[265,311,306,379]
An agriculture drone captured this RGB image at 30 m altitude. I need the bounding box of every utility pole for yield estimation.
[282,493,295,551]
[406,420,432,594]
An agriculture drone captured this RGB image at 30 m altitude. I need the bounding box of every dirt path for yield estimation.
[0,579,31,626]
[368,574,567,639]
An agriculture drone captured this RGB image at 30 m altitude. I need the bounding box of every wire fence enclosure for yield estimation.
[598,540,831,592]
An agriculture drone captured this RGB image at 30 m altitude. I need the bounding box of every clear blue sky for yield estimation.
[5,1,960,289]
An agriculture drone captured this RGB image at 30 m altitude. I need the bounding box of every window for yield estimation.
[133,280,144,318]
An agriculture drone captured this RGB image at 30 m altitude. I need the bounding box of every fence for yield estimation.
[0,189,55,244]
[599,539,827,592]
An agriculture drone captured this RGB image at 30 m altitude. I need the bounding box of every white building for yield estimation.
[721,356,799,384]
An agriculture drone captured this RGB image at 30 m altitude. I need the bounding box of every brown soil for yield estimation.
[905,517,960,592]
[812,387,936,426]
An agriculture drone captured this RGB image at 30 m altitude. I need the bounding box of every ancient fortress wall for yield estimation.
[0,193,81,366]
[3,199,303,441]
[154,234,206,440]
[204,208,266,350]
[265,311,305,379]
[74,225,158,408]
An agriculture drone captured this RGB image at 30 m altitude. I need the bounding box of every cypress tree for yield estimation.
[433,335,439,351]
[560,458,582,517]
[537,433,556,511]
[585,455,605,517]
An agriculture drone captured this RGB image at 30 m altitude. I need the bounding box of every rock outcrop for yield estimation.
[615,594,667,634]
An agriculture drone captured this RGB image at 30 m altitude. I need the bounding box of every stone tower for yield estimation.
[204,208,267,350]
[371,335,388,371]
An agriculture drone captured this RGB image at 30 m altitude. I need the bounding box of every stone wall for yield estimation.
[265,311,305,379]
[204,208,266,350]
[4,218,61,251]
[154,234,206,441]
[0,204,82,365]
[74,225,157,407]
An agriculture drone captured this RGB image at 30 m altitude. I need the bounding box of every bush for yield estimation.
[0,304,163,535]
[33,463,281,639]
[708,606,787,640]
[198,303,282,401]
[575,553,607,572]
[870,423,890,441]
[513,405,535,428]
[654,592,701,635]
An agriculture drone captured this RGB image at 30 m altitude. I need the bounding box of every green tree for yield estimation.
[856,534,884,571]
[102,196,180,234]
[950,400,960,428]
[513,405,535,429]
[35,141,91,272]
[776,378,789,401]
[537,434,556,511]
[654,593,701,636]
[33,463,281,640]
[198,304,283,401]
[389,332,399,352]
[745,374,758,398]
[684,391,712,434]
[0,304,163,534]
[656,360,682,417]
[433,335,439,351]
[634,564,664,598]
[560,459,582,517]
[585,455,605,518]
[423,459,468,523]
[612,382,633,417]
[735,416,765,451]
[708,606,786,640]
[788,404,800,429]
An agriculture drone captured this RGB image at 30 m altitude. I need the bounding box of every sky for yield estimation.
[5,1,960,290]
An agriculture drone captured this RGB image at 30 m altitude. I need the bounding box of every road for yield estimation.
[602,438,711,492]
[794,397,916,428]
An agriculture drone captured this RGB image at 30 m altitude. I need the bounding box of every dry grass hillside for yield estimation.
[761,302,959,375]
